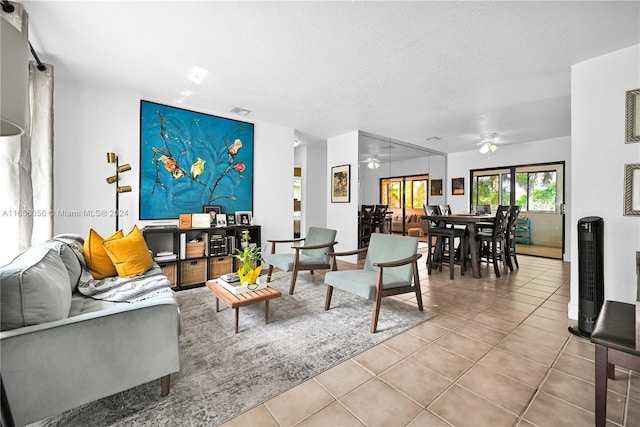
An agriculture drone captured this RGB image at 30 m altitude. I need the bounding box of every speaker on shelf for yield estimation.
[569,216,604,338]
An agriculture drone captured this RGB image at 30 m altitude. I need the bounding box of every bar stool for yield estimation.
[425,205,467,280]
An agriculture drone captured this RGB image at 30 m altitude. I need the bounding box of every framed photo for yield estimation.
[139,100,254,220]
[216,213,228,227]
[331,164,350,203]
[203,205,222,226]
[430,179,443,196]
[452,177,465,195]
[235,211,252,226]
[624,163,640,216]
[203,205,222,214]
[626,88,640,143]
[226,213,236,226]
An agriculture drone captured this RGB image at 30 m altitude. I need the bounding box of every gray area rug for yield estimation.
[33,273,431,426]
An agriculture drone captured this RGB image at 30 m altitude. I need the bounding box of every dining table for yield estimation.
[422,213,496,278]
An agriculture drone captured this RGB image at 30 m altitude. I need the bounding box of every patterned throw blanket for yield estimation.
[53,234,174,303]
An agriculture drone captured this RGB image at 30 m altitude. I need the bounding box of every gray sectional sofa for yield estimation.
[0,234,181,426]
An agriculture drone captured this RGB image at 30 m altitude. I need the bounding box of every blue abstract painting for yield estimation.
[139,100,254,220]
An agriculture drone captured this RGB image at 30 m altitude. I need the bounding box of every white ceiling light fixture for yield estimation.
[478,133,498,154]
[366,158,381,169]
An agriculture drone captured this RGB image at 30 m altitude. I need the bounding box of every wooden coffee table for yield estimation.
[206,280,282,333]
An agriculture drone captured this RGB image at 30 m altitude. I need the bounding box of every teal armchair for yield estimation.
[264,227,337,295]
[324,233,423,333]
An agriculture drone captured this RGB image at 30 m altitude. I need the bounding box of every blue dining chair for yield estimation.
[323,233,423,333]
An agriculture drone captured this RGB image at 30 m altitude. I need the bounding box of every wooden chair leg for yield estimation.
[325,286,333,310]
[266,265,274,282]
[449,237,455,280]
[371,292,382,333]
[594,344,608,427]
[413,262,423,311]
[289,268,299,295]
[160,374,171,397]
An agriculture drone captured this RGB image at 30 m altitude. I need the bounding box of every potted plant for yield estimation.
[234,230,263,286]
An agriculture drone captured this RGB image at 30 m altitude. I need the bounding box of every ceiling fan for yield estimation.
[477,133,500,154]
[363,157,381,169]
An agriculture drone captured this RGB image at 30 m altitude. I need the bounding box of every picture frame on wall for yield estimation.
[226,214,236,226]
[624,163,640,216]
[331,164,350,203]
[235,211,252,226]
[452,177,465,195]
[626,88,640,143]
[430,179,443,196]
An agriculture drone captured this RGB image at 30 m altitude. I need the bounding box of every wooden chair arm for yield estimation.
[291,241,338,251]
[267,238,305,244]
[373,253,422,268]
[327,247,368,258]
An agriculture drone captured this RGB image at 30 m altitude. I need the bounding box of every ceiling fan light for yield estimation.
[490,144,498,152]
[367,160,380,169]
[479,143,490,154]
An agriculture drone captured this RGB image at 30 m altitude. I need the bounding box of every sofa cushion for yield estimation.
[102,226,154,278]
[43,238,83,293]
[84,229,123,279]
[1,246,72,331]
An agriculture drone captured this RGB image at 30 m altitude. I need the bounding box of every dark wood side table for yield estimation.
[206,280,282,333]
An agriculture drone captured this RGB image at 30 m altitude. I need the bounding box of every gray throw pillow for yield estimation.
[1,246,72,331]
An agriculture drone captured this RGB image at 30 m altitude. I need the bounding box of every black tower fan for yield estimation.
[569,216,604,338]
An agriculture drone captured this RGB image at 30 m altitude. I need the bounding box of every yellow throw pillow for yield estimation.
[102,225,154,278]
[84,229,124,279]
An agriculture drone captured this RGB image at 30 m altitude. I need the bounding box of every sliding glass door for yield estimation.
[471,162,565,259]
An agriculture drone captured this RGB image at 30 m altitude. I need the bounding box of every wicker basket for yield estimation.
[158,262,177,288]
[180,259,207,286]
[209,256,233,279]
[186,241,206,258]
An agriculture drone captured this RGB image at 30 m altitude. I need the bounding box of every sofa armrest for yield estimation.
[1,297,181,426]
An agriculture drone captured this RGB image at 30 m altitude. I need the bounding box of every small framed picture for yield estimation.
[626,88,640,143]
[624,163,640,216]
[226,214,236,226]
[235,211,252,226]
[203,205,222,226]
[452,177,465,195]
[331,164,350,203]
[216,213,228,227]
[430,179,443,196]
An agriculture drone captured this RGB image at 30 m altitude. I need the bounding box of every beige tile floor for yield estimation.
[221,251,639,427]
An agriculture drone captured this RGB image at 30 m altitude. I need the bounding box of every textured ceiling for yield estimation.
[21,1,640,153]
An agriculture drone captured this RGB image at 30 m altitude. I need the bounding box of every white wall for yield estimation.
[327,131,359,262]
[297,143,327,233]
[53,81,294,248]
[570,44,640,318]
[447,136,572,260]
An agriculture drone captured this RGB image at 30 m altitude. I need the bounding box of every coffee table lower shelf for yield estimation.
[206,280,282,333]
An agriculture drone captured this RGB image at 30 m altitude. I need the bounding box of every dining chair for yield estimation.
[476,205,510,277]
[323,233,423,333]
[504,205,521,271]
[264,227,337,295]
[372,204,390,234]
[590,252,640,427]
[359,205,375,247]
[424,205,467,280]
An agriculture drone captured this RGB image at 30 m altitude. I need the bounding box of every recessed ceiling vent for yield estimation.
[230,107,251,116]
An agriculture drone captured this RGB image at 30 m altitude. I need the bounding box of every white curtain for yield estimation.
[27,61,54,245]
[0,62,53,264]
